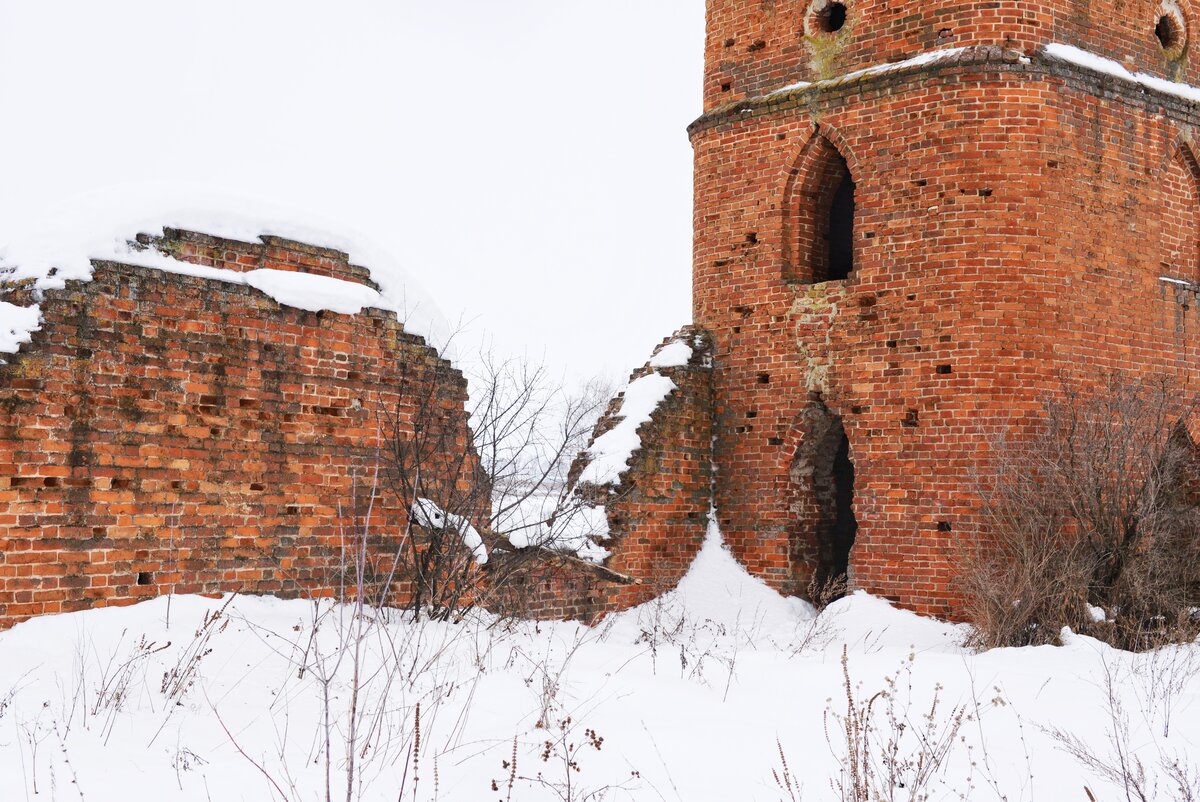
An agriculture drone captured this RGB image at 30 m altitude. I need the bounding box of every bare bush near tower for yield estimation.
[960,374,1200,651]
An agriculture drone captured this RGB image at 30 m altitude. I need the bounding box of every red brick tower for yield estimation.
[690,0,1200,614]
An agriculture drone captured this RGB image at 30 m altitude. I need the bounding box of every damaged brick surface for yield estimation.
[521,328,715,621]
[0,230,479,629]
[691,7,1200,617]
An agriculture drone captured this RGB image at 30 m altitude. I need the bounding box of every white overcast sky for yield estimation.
[0,0,704,386]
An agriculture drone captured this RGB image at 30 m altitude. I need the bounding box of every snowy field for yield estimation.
[1,522,1197,802]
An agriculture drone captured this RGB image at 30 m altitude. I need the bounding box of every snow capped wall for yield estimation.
[519,327,715,620]
[0,227,480,629]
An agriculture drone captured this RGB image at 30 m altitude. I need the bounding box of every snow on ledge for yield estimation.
[1044,43,1200,104]
[577,372,677,487]
[412,498,488,565]
[768,46,971,98]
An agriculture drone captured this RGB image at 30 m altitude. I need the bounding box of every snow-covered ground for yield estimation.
[1,520,1197,801]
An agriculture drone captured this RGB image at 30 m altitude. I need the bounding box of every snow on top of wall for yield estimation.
[1044,43,1200,103]
[0,302,41,355]
[412,497,488,565]
[648,338,693,369]
[0,197,455,360]
[577,371,677,487]
[769,46,971,97]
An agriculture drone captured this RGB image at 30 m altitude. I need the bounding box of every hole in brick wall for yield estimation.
[792,406,857,596]
[757,373,771,384]
[249,483,265,492]
[903,408,920,427]
[732,325,742,334]
[914,178,928,186]
[735,425,754,433]
[810,1,848,33]
[111,478,132,489]
[171,480,185,490]
[907,293,917,301]
[724,37,736,47]
[137,571,153,586]
[1156,11,1185,50]
[1047,159,1060,168]
[936,364,953,374]
[746,232,758,244]
[978,188,993,197]
[886,339,898,348]
[937,521,953,532]
[721,82,732,92]
[286,505,300,515]
[747,410,758,418]
[851,405,865,414]
[777,133,787,140]
[749,39,766,51]
[43,477,60,488]
[769,436,784,445]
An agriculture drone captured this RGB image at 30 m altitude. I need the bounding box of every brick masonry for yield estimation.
[690,3,1200,616]
[0,229,479,629]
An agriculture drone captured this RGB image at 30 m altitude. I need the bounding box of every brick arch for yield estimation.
[781,126,862,283]
[1160,137,1200,282]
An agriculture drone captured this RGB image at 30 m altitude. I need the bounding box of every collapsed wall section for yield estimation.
[501,328,714,621]
[0,229,479,629]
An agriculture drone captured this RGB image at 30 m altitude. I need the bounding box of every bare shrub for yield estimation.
[381,351,609,620]
[1048,655,1200,802]
[824,646,972,802]
[960,374,1200,651]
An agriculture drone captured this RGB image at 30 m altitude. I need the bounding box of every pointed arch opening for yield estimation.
[784,135,858,284]
[1162,141,1200,282]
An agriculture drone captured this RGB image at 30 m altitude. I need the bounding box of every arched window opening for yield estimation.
[825,162,856,282]
[1162,144,1200,282]
[784,136,858,284]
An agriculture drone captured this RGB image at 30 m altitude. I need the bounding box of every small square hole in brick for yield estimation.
[903,409,920,427]
[768,436,784,446]
[937,364,953,375]
[137,571,153,586]
[757,373,771,384]
[721,82,732,92]
[937,521,952,532]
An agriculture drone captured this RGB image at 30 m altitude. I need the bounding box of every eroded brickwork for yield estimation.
[529,329,715,621]
[705,0,1200,108]
[0,230,478,628]
[693,36,1200,615]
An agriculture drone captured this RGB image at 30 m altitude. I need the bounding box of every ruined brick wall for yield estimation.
[692,39,1200,616]
[0,229,479,629]
[515,329,714,621]
[705,0,1199,108]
